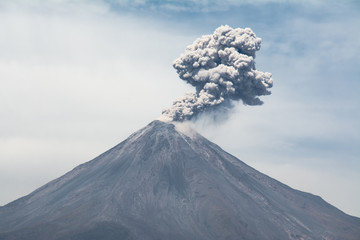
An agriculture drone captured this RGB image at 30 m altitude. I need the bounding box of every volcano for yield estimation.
[0,120,359,240]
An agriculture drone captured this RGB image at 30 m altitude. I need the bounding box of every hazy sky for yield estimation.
[1,0,359,217]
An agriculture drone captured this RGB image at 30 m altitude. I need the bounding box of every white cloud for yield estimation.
[105,0,334,12]
[0,1,194,205]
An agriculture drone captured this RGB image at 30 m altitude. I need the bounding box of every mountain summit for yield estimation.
[0,120,359,240]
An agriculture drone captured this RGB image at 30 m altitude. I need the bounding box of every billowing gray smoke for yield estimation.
[161,25,273,122]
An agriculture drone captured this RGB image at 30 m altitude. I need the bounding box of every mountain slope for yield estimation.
[0,120,359,240]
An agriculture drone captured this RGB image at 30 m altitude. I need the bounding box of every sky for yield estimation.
[0,0,359,217]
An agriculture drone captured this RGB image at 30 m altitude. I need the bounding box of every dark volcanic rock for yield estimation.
[0,120,359,240]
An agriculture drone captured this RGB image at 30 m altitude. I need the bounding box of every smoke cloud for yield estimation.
[161,25,273,122]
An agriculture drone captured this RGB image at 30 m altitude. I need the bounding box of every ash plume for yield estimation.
[161,25,273,122]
